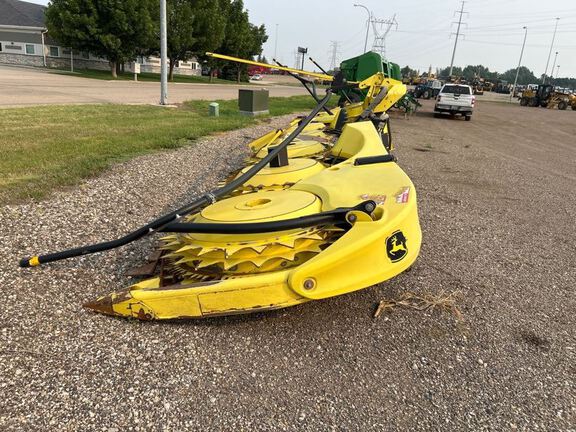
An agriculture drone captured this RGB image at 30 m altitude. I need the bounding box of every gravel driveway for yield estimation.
[1,102,574,431]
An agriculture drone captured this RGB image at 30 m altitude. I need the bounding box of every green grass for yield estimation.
[52,68,245,85]
[0,95,336,204]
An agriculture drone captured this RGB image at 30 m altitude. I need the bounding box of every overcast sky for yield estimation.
[30,0,576,78]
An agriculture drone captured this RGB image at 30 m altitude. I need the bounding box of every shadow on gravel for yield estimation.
[517,329,552,352]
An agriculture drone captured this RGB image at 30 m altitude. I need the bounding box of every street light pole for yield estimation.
[274,24,279,60]
[555,65,560,80]
[511,26,527,101]
[354,4,371,53]
[550,51,558,85]
[160,0,168,105]
[542,17,559,84]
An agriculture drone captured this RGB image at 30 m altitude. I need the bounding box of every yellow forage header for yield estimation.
[206,52,335,82]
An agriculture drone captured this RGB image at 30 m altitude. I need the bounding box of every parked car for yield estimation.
[434,84,475,121]
[250,74,263,81]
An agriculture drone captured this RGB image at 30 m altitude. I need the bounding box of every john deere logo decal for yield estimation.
[386,231,407,262]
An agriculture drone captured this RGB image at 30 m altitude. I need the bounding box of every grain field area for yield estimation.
[1,101,574,431]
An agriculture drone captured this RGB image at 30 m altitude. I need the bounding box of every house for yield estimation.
[0,0,201,76]
[0,0,109,70]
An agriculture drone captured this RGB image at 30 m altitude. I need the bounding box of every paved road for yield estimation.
[0,65,307,107]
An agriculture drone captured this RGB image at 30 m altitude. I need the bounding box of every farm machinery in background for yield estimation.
[411,79,442,99]
[519,84,575,110]
[19,51,422,320]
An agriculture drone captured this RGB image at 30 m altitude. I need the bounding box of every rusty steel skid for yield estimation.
[85,121,421,320]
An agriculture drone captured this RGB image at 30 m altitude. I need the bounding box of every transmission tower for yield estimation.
[328,41,340,71]
[370,14,397,58]
[293,50,300,69]
[449,1,468,77]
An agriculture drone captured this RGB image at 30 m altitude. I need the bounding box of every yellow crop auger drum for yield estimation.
[19,54,421,320]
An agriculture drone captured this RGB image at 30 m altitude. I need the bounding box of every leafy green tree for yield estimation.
[499,66,537,85]
[191,0,229,81]
[462,65,497,81]
[438,66,463,79]
[166,0,195,81]
[219,0,267,82]
[553,77,576,89]
[45,0,157,78]
[400,65,417,78]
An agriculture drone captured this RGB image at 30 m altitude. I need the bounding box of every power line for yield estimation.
[449,1,467,77]
[371,14,398,58]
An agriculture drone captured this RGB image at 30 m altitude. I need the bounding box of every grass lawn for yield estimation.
[52,68,246,85]
[0,95,336,205]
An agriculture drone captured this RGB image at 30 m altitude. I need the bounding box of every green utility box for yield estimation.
[239,89,269,116]
[209,102,219,117]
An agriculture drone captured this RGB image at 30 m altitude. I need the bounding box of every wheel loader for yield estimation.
[555,93,576,111]
[519,84,554,107]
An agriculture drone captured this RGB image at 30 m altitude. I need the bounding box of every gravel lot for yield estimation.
[1,101,575,431]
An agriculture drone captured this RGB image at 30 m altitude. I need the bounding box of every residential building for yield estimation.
[0,0,109,70]
[0,0,201,76]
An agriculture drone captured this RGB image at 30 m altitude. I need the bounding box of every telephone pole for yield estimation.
[449,1,467,77]
[542,18,560,83]
[511,26,527,101]
[370,14,397,58]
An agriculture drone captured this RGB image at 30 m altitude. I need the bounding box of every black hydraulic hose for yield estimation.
[273,59,333,116]
[308,57,329,75]
[162,201,376,234]
[19,90,333,268]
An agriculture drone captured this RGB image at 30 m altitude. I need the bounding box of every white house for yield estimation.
[0,0,201,76]
[0,0,110,70]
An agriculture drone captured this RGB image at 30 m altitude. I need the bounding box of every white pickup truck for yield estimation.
[434,84,475,121]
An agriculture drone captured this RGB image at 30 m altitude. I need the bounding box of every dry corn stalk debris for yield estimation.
[374,290,463,321]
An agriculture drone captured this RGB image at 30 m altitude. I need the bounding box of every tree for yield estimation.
[500,66,537,85]
[190,0,228,81]
[45,0,157,78]
[400,65,417,78]
[166,0,195,81]
[219,0,267,82]
[462,65,497,81]
[438,66,462,79]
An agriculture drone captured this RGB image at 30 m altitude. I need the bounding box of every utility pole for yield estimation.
[354,3,371,53]
[159,0,168,105]
[274,24,279,60]
[449,1,467,77]
[550,51,558,84]
[328,41,340,71]
[511,26,527,101]
[542,17,559,84]
[370,14,397,59]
